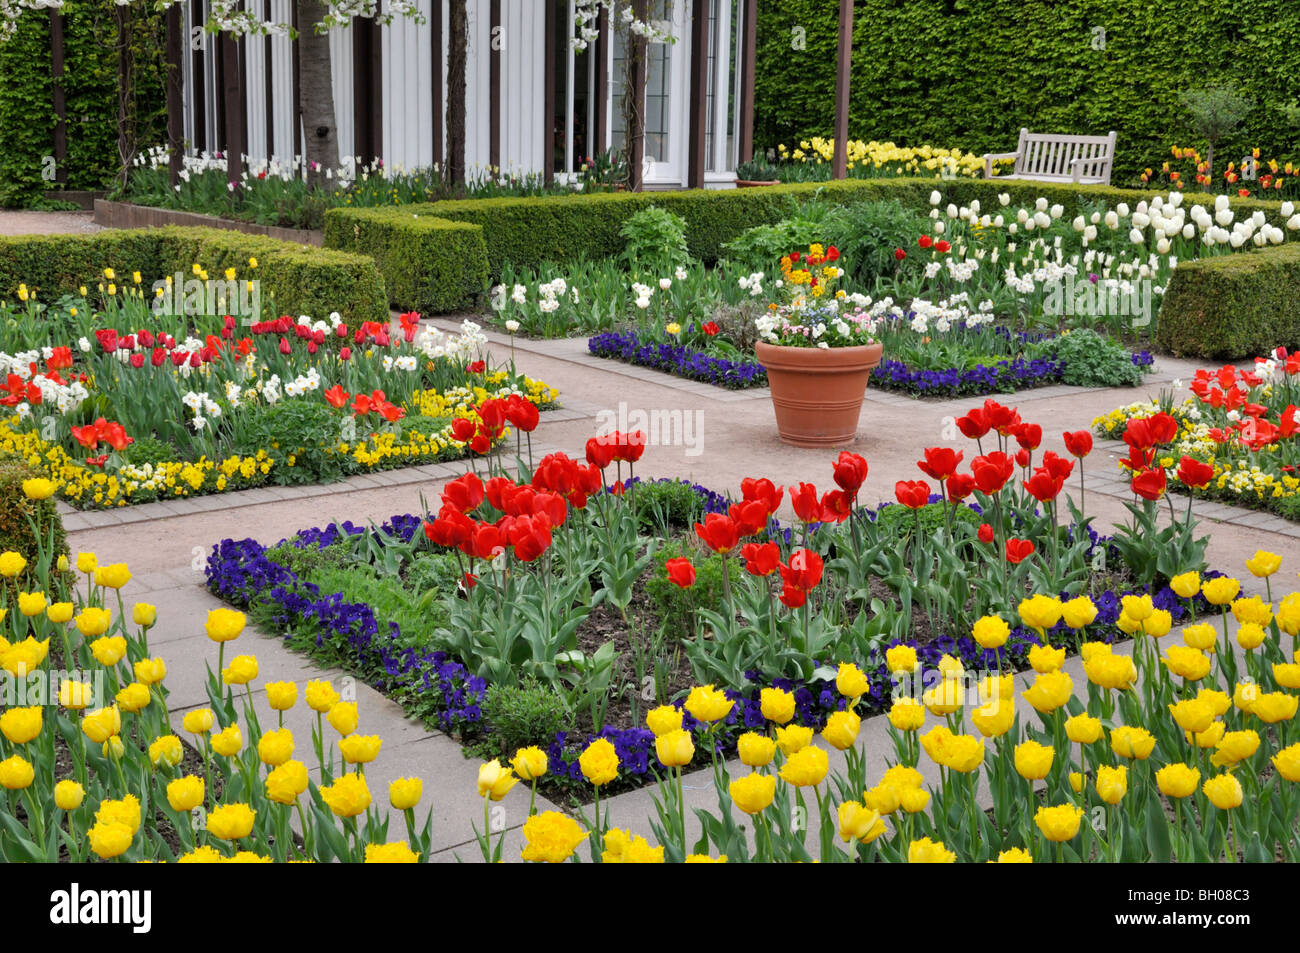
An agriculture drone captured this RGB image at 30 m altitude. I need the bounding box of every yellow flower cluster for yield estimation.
[1,373,558,510]
[775,138,984,177]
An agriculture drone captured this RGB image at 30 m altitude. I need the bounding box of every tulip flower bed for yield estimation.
[1092,348,1300,521]
[0,281,558,508]
[205,400,1239,816]
[3,476,1297,863]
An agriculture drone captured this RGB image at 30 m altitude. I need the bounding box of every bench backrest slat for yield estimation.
[1014,130,1115,180]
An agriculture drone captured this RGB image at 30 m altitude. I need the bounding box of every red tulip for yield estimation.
[978,523,995,544]
[894,480,931,509]
[894,248,906,261]
[779,584,808,609]
[791,483,823,523]
[934,239,951,254]
[983,400,1022,436]
[971,452,1014,494]
[665,557,696,589]
[1175,456,1215,489]
[1023,469,1064,503]
[918,234,934,249]
[917,446,962,482]
[585,436,616,470]
[728,499,771,537]
[694,513,739,554]
[279,337,292,355]
[505,397,540,432]
[1131,467,1168,501]
[946,473,976,502]
[441,473,485,513]
[451,417,477,443]
[819,490,853,523]
[129,353,144,369]
[1013,423,1042,452]
[779,549,824,594]
[324,385,350,409]
[740,542,780,577]
[956,409,990,440]
[832,451,869,495]
[1014,448,1031,469]
[741,477,784,514]
[1005,538,1035,564]
[1039,450,1075,482]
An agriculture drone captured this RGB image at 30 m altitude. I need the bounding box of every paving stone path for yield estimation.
[12,210,1298,860]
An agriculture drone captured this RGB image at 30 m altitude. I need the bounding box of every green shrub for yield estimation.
[634,480,709,536]
[645,541,725,639]
[0,227,387,325]
[231,401,343,486]
[321,206,488,314]
[481,677,573,756]
[620,205,690,274]
[1053,329,1146,387]
[124,437,180,469]
[0,460,71,602]
[871,501,981,543]
[1156,245,1300,358]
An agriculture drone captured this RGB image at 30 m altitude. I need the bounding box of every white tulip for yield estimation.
[1090,211,1101,224]
[1156,237,1170,255]
[934,221,946,234]
[998,193,1010,206]
[1034,211,1051,228]
[1215,195,1230,212]
[1072,215,1086,231]
[1017,209,1029,224]
[1282,201,1296,217]
[946,203,958,218]
[1287,214,1300,230]
[1050,203,1064,218]
[1129,228,1145,243]
[1133,212,1150,228]
[1104,211,1119,229]
[1035,198,1048,212]
[930,190,942,206]
[1084,225,1098,242]
[1215,209,1234,227]
[1117,203,1130,217]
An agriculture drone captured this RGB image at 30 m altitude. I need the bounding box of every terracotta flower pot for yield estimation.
[735,179,781,188]
[755,341,884,448]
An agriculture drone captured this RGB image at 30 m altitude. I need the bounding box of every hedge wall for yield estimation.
[0,0,165,208]
[322,208,489,315]
[0,227,388,325]
[325,180,933,301]
[1156,247,1300,360]
[754,0,1300,187]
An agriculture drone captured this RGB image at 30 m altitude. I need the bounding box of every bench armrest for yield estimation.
[1069,154,1113,184]
[983,151,1020,179]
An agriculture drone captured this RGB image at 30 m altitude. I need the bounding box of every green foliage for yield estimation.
[619,205,690,274]
[634,480,709,537]
[1157,244,1300,358]
[645,541,725,639]
[124,437,179,468]
[481,678,573,757]
[1180,84,1253,151]
[307,563,452,649]
[0,1,167,207]
[871,502,981,544]
[262,540,349,580]
[321,206,488,314]
[0,460,70,602]
[753,0,1300,185]
[231,402,343,486]
[0,227,387,325]
[1053,329,1145,387]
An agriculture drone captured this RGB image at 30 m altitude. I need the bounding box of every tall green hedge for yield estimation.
[322,208,489,315]
[755,0,1300,186]
[1157,247,1300,359]
[0,228,388,325]
[0,0,165,207]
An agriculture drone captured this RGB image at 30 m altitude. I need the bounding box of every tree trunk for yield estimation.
[115,3,135,190]
[296,0,338,185]
[446,0,468,186]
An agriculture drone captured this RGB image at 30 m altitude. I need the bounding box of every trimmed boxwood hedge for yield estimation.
[1156,246,1300,359]
[324,175,1300,358]
[0,227,388,324]
[321,207,488,315]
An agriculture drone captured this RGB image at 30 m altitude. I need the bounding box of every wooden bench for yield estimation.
[983,128,1117,185]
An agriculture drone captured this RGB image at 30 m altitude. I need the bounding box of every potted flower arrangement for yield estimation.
[754,245,883,447]
[734,158,782,188]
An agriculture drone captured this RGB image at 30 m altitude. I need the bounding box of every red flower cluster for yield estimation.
[70,418,133,453]
[584,430,646,470]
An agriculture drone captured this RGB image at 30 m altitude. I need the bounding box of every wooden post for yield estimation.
[431,0,443,168]
[627,0,648,190]
[737,0,757,164]
[115,2,133,188]
[352,5,383,166]
[593,5,608,156]
[489,0,501,171]
[192,0,207,152]
[543,0,556,183]
[687,0,708,189]
[50,10,68,185]
[832,0,852,180]
[264,0,274,165]
[220,22,245,188]
[165,3,184,186]
[291,0,302,160]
